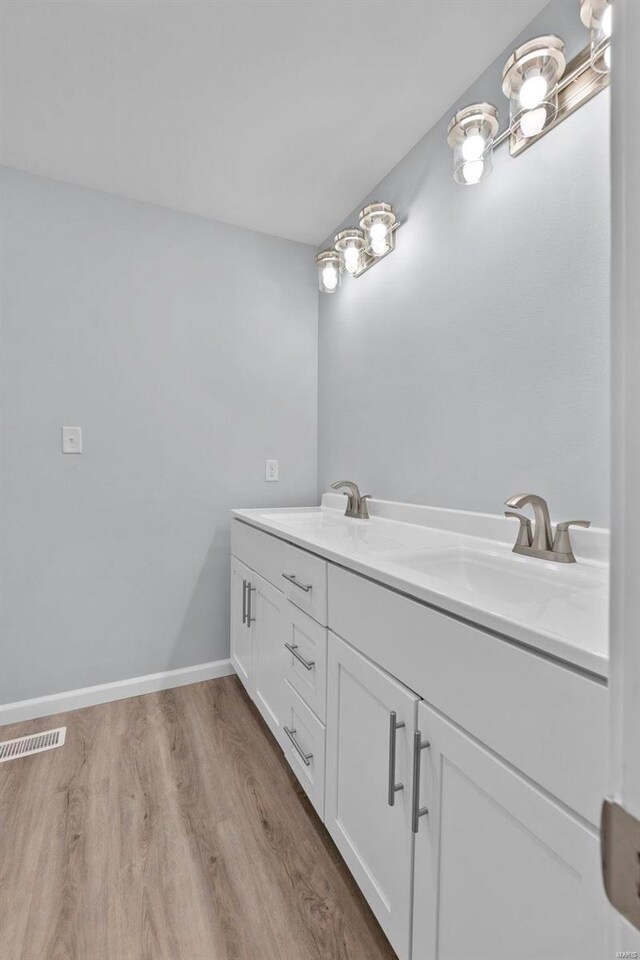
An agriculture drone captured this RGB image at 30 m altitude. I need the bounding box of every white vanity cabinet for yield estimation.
[230,557,254,694]
[230,516,609,960]
[325,632,419,959]
[230,521,329,811]
[251,572,287,747]
[412,701,608,960]
[230,557,287,744]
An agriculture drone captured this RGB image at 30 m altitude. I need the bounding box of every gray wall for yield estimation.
[318,0,610,526]
[1,167,318,703]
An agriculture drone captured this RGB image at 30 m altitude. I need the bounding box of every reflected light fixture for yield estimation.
[447,103,499,185]
[334,228,366,276]
[359,202,398,258]
[315,250,342,293]
[502,36,566,140]
[580,0,612,73]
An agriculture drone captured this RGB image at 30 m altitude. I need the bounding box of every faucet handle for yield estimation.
[504,511,532,548]
[360,495,372,520]
[552,520,591,561]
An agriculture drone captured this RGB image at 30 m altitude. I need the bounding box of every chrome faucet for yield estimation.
[331,480,371,520]
[504,493,590,563]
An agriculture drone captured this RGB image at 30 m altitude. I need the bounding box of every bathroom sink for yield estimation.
[386,545,607,608]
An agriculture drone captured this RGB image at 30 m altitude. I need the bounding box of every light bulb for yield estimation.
[369,222,388,256]
[519,73,548,109]
[601,4,612,38]
[322,265,338,291]
[343,245,360,274]
[461,133,486,162]
[461,160,484,184]
[520,106,547,137]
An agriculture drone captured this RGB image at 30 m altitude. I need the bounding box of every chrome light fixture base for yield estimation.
[502,35,566,142]
[447,102,499,185]
[579,0,611,74]
[334,228,366,276]
[508,43,609,156]
[315,249,343,294]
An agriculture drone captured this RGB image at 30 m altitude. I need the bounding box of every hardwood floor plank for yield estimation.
[0,676,397,960]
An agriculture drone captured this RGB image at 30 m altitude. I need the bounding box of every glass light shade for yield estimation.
[358,202,397,258]
[447,103,499,186]
[334,228,366,276]
[502,36,566,140]
[315,250,342,293]
[580,0,611,74]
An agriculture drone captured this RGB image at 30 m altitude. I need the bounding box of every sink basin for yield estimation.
[386,546,607,608]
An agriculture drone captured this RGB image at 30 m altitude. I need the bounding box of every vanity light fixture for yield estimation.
[448,3,611,187]
[580,0,612,73]
[359,202,398,258]
[317,203,400,292]
[502,36,566,140]
[334,228,366,276]
[446,103,499,185]
[315,249,343,294]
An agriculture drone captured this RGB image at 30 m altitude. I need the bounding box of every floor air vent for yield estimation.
[0,727,66,762]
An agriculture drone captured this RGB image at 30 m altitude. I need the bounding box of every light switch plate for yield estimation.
[265,459,279,482]
[62,426,82,454]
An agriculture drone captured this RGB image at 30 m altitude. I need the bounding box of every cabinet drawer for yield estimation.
[231,520,285,589]
[282,680,326,819]
[283,603,327,722]
[280,542,327,625]
[328,564,608,826]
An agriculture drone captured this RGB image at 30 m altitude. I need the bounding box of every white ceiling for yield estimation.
[0,0,548,245]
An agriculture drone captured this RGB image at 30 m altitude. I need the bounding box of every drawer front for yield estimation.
[328,565,608,826]
[283,603,327,722]
[282,680,326,819]
[231,520,285,589]
[280,542,327,625]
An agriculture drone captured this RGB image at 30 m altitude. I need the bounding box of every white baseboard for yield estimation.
[0,658,235,726]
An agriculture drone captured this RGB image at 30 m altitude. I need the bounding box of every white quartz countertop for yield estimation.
[232,496,609,679]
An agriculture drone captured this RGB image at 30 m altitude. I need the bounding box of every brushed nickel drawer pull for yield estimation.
[411,729,431,833]
[241,579,247,624]
[282,572,312,593]
[246,582,255,627]
[388,711,406,806]
[284,642,315,671]
[283,726,313,766]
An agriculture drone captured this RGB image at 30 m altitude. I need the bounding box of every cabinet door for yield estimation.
[412,701,609,960]
[325,631,418,959]
[252,573,286,746]
[230,558,253,695]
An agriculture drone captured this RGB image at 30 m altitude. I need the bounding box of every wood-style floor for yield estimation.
[0,676,396,960]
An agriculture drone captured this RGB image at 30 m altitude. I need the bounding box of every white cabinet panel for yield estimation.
[282,680,326,818]
[230,557,254,695]
[283,604,327,721]
[328,563,607,827]
[412,701,609,960]
[252,573,287,747]
[281,542,328,624]
[231,520,286,588]
[325,632,418,959]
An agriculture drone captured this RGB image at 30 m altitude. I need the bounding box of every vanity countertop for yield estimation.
[232,495,609,679]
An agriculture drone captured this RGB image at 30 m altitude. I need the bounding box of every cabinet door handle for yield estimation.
[411,729,431,833]
[282,572,312,593]
[283,726,313,766]
[284,642,315,671]
[246,583,255,627]
[388,711,406,806]
[242,579,247,624]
